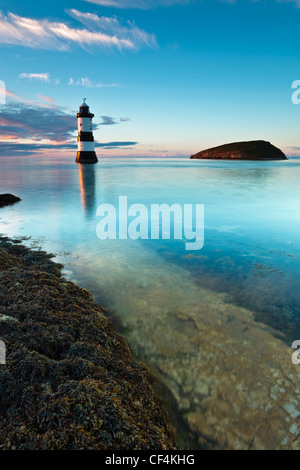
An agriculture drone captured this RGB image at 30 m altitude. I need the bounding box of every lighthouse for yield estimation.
[76,98,98,164]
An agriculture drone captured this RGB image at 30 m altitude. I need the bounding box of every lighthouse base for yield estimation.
[76,151,98,164]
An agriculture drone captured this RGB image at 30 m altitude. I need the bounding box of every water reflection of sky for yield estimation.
[1,156,300,341]
[2,156,300,449]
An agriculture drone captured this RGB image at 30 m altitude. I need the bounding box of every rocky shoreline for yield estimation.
[2,192,300,450]
[0,235,177,450]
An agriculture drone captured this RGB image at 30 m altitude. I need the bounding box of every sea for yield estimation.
[1,155,300,449]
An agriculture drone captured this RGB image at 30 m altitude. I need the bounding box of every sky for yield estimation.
[0,0,300,158]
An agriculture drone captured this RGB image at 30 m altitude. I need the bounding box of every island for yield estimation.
[190,140,287,160]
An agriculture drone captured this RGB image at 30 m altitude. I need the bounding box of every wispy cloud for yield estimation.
[67,9,157,49]
[19,73,50,82]
[0,85,59,108]
[80,0,191,8]
[100,116,118,125]
[100,115,131,125]
[82,0,300,8]
[36,95,57,107]
[0,11,144,52]
[0,141,75,157]
[0,85,24,103]
[68,77,121,88]
[97,141,137,148]
[276,0,300,6]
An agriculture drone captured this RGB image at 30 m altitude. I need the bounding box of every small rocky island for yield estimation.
[190,140,287,160]
[0,194,21,208]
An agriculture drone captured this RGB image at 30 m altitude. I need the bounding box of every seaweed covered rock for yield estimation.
[0,194,21,208]
[0,237,177,450]
[190,140,287,160]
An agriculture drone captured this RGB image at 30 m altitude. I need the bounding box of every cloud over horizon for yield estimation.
[0,140,138,156]
[0,102,77,143]
[0,101,136,156]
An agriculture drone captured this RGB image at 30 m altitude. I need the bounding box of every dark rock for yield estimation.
[0,194,21,208]
[190,140,287,160]
[0,236,177,450]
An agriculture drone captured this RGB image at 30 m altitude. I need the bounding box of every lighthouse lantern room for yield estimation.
[76,98,98,164]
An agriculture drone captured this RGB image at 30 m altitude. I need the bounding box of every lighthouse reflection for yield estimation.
[78,164,96,218]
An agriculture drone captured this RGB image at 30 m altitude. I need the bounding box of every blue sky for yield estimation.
[1,0,300,157]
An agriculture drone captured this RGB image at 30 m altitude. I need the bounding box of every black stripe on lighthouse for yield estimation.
[78,133,94,142]
[75,98,98,164]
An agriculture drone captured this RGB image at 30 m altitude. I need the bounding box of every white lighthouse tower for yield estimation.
[76,98,98,164]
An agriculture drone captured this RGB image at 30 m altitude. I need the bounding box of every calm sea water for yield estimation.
[1,156,300,449]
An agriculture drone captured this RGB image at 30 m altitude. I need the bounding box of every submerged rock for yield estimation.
[0,194,21,208]
[190,140,287,160]
[0,236,177,450]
